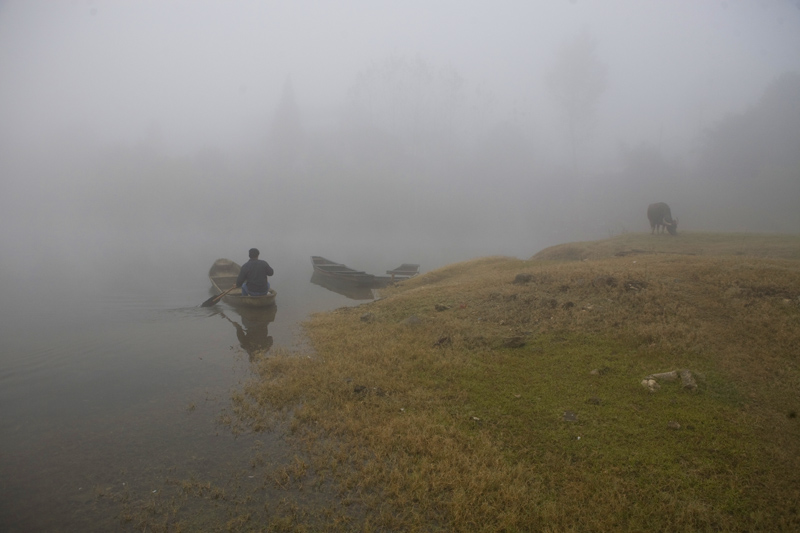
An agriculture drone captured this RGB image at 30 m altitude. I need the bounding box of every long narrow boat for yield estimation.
[310,271,375,300]
[209,258,277,308]
[310,256,377,286]
[311,256,419,288]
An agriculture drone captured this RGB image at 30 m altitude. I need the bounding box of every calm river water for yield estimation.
[0,254,381,531]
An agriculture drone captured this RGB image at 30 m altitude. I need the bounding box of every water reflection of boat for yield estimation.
[310,256,419,288]
[209,258,277,308]
[219,306,277,360]
[310,271,375,300]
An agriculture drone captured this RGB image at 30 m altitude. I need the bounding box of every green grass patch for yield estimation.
[129,232,800,531]
[453,333,774,530]
[223,233,800,531]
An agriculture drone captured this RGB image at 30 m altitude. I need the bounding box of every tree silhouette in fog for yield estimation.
[269,76,305,170]
[546,31,607,171]
[344,54,465,168]
[699,71,800,184]
[694,71,800,231]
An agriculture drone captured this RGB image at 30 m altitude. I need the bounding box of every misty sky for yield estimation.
[3,1,799,154]
[1,1,800,285]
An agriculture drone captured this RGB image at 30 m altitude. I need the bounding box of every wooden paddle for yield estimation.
[200,285,238,307]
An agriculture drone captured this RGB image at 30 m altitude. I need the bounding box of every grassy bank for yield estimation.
[223,233,800,530]
[229,232,800,531]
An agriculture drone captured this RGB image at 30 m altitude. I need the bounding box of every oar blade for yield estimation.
[200,294,222,307]
[200,285,237,307]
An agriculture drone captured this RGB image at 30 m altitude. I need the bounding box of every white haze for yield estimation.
[2,0,800,294]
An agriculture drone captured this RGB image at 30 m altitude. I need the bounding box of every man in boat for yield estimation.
[235,248,274,296]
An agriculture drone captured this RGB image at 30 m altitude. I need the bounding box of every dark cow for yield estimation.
[647,202,678,235]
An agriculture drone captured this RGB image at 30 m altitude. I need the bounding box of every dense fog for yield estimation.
[2,1,800,292]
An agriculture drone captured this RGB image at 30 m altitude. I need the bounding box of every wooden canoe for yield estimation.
[209,258,277,308]
[310,271,375,300]
[310,256,376,286]
[310,256,419,288]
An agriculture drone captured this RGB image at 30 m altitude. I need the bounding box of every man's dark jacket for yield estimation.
[236,258,274,293]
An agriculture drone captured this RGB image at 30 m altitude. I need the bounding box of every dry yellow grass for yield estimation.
[119,232,800,531]
[223,233,800,531]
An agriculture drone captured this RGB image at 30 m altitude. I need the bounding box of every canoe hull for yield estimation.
[219,290,277,308]
[311,256,376,287]
[310,271,375,300]
[310,256,419,288]
[209,258,277,308]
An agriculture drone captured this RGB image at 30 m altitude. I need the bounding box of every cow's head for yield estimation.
[666,218,678,235]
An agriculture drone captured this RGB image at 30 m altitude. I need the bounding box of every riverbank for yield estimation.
[127,232,800,531]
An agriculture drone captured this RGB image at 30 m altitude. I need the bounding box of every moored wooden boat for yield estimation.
[374,263,421,287]
[386,263,421,280]
[311,256,377,287]
[310,271,375,300]
[310,256,419,288]
[209,258,277,308]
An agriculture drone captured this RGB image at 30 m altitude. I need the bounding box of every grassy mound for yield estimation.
[533,231,800,261]
[232,233,800,531]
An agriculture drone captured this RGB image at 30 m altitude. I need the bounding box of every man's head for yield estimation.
[249,248,260,259]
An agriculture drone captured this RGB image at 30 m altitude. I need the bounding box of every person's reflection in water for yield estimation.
[220,306,276,361]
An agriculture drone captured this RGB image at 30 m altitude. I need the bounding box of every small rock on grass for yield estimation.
[641,379,660,392]
[648,370,679,382]
[680,369,697,391]
[642,369,698,392]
